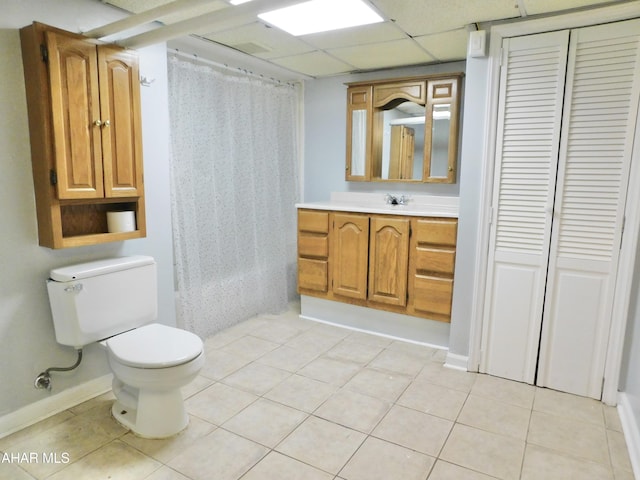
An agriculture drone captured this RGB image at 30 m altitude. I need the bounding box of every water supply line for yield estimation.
[34,349,83,391]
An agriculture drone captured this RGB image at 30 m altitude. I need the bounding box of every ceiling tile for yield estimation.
[106,0,174,13]
[521,0,618,15]
[106,0,229,24]
[413,28,468,62]
[372,0,519,36]
[301,21,406,50]
[329,38,435,70]
[270,51,354,77]
[203,21,314,58]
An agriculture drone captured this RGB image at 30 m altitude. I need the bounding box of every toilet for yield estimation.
[46,255,204,438]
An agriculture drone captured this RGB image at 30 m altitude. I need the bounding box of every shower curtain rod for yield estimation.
[168,48,299,88]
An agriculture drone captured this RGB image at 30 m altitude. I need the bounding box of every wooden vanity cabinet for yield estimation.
[297,209,457,322]
[20,22,146,248]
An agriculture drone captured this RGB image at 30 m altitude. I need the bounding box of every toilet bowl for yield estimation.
[104,323,205,438]
[46,256,205,439]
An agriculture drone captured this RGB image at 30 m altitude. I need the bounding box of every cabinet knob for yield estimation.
[93,120,102,127]
[103,120,110,128]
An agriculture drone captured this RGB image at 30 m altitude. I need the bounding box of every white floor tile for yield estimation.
[276,416,366,474]
[340,436,435,480]
[5,310,634,480]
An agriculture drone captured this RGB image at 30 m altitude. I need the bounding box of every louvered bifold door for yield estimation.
[481,30,569,383]
[536,19,640,398]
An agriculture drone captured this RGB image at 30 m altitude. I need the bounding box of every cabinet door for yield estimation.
[368,217,410,306]
[331,213,369,300]
[46,31,104,199]
[424,77,461,183]
[98,46,144,198]
[346,85,373,181]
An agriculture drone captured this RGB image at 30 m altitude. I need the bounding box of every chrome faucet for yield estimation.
[385,194,410,206]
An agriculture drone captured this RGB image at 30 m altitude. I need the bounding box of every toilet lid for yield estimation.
[106,323,203,369]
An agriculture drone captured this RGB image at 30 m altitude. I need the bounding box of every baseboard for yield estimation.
[0,374,113,439]
[444,352,468,371]
[300,295,450,349]
[617,392,640,479]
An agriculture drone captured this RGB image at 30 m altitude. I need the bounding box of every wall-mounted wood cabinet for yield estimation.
[346,73,463,184]
[20,22,146,248]
[297,209,457,322]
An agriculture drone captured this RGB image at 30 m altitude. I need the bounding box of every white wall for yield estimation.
[449,54,490,357]
[619,215,640,472]
[0,1,175,424]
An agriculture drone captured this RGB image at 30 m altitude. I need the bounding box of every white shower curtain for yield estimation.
[167,55,300,338]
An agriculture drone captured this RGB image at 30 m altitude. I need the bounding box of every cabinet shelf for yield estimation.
[59,230,145,249]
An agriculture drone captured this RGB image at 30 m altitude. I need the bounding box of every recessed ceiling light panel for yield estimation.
[258,0,383,36]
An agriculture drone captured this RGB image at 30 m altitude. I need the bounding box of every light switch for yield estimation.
[468,30,487,58]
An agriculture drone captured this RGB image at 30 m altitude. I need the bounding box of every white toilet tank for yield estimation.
[47,256,158,349]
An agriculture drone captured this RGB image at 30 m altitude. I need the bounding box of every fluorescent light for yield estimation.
[230,0,252,4]
[258,0,383,36]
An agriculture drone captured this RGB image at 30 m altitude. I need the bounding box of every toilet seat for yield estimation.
[106,323,203,369]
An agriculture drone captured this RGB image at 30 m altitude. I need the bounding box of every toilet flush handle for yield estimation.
[64,283,83,293]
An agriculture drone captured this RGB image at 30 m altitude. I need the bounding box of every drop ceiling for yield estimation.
[99,0,623,78]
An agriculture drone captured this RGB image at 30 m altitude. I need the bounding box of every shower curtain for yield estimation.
[167,55,300,338]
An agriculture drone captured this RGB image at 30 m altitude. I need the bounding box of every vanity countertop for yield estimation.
[296,192,459,218]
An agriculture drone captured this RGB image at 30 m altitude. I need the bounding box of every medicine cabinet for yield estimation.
[345,73,463,184]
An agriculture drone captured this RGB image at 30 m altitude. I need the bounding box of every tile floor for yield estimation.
[0,305,635,480]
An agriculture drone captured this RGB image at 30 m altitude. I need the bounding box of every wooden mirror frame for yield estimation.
[345,73,463,184]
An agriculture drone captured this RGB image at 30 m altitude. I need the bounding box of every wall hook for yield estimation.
[140,76,155,87]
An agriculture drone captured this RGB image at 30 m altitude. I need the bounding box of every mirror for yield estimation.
[428,104,451,178]
[378,101,424,181]
[345,85,372,180]
[350,109,367,177]
[345,74,462,183]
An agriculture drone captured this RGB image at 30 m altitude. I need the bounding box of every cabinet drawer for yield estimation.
[299,233,328,258]
[413,275,453,317]
[414,218,457,246]
[298,210,329,234]
[415,247,455,275]
[298,258,328,292]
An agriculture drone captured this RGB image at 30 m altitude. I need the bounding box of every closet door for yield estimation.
[481,30,569,383]
[537,19,640,397]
